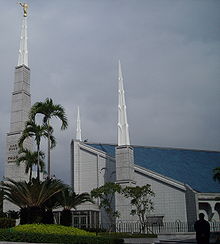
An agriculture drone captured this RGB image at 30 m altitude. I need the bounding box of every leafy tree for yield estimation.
[213,167,220,183]
[91,182,122,231]
[17,149,45,182]
[29,98,68,178]
[1,178,66,224]
[123,184,155,233]
[18,120,56,180]
[59,188,93,226]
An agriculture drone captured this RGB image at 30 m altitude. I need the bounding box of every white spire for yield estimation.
[118,60,130,146]
[76,106,82,141]
[18,16,28,67]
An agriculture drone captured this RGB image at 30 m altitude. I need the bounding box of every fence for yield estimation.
[116,221,220,234]
[75,221,220,234]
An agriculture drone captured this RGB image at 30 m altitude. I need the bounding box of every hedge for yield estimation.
[13,224,95,236]
[0,229,124,244]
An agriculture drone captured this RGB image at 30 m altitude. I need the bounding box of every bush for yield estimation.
[0,229,124,244]
[42,210,54,224]
[0,218,16,228]
[60,209,72,226]
[20,207,45,224]
[13,224,95,236]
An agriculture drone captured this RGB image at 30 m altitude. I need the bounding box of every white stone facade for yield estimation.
[5,65,31,182]
[4,65,31,212]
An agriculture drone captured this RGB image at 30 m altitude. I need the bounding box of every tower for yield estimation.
[115,60,135,221]
[5,4,31,184]
[116,60,135,184]
[76,106,82,141]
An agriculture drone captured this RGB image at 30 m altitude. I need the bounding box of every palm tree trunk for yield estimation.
[47,120,51,178]
[37,144,40,181]
[29,167,32,183]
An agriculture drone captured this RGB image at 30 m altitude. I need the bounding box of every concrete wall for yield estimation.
[71,141,116,194]
[134,168,187,222]
[71,140,116,222]
[185,185,198,223]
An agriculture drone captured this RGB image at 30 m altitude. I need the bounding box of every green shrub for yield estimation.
[13,224,95,236]
[0,218,16,228]
[0,229,124,244]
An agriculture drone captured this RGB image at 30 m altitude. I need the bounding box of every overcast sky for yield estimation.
[0,0,219,184]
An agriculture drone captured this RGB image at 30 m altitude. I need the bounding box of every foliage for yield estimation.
[59,188,93,226]
[17,148,45,182]
[2,178,65,209]
[91,182,122,231]
[12,224,95,236]
[60,209,72,226]
[18,120,56,180]
[122,184,155,233]
[60,188,93,210]
[1,178,66,224]
[0,230,123,244]
[0,224,124,244]
[213,167,220,183]
[30,97,68,178]
[0,218,16,228]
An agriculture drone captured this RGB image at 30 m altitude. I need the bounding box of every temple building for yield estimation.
[4,4,220,227]
[70,61,220,228]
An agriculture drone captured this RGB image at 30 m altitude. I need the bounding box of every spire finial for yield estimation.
[118,60,130,146]
[17,3,28,67]
[76,106,82,141]
[19,3,28,17]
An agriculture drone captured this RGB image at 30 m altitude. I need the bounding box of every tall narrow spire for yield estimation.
[17,14,28,66]
[4,4,31,212]
[76,106,82,141]
[118,60,130,146]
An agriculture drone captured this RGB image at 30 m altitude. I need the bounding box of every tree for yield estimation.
[30,98,68,178]
[213,167,220,183]
[59,188,93,226]
[91,182,122,231]
[122,184,155,233]
[18,120,56,180]
[1,178,66,224]
[17,149,45,182]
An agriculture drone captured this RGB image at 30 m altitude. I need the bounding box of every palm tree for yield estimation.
[17,149,45,182]
[213,167,220,183]
[30,98,68,178]
[1,178,66,224]
[59,188,93,226]
[19,120,56,180]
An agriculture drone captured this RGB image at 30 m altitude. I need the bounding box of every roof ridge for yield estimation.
[86,142,220,153]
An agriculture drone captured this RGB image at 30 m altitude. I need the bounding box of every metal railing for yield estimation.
[116,221,220,234]
[75,221,220,234]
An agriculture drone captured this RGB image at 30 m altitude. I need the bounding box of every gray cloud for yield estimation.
[0,0,219,184]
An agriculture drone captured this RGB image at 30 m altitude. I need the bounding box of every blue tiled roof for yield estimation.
[88,143,220,193]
